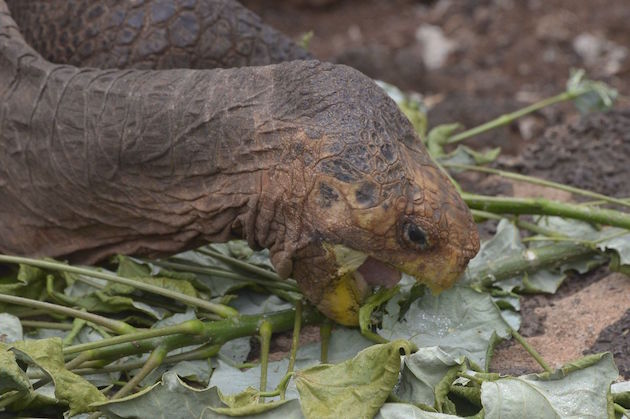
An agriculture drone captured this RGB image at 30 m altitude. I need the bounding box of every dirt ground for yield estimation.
[240,0,630,377]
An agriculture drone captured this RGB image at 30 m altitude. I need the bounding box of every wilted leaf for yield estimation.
[379,287,511,370]
[10,338,106,415]
[219,336,251,365]
[481,353,617,418]
[0,263,46,301]
[295,340,413,419]
[96,372,302,419]
[141,360,212,387]
[0,312,23,343]
[0,343,32,395]
[611,380,630,409]
[210,357,317,400]
[376,403,464,419]
[464,219,568,294]
[298,327,374,364]
[230,292,292,315]
[534,217,630,275]
[426,123,462,158]
[437,145,501,167]
[173,250,250,296]
[113,256,198,297]
[567,69,617,113]
[394,346,463,409]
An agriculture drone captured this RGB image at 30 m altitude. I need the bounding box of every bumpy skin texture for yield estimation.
[7,0,311,69]
[0,0,479,321]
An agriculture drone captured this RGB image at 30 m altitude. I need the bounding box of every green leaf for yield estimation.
[437,145,501,167]
[611,380,630,409]
[481,353,618,418]
[295,340,413,419]
[359,286,400,342]
[212,387,294,416]
[95,372,302,419]
[426,123,462,158]
[113,256,198,297]
[394,346,463,409]
[10,338,106,415]
[0,263,46,302]
[140,359,212,387]
[0,343,32,395]
[376,403,463,418]
[378,287,511,370]
[567,69,617,113]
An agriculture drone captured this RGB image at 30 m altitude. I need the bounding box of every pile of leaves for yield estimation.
[2,73,630,418]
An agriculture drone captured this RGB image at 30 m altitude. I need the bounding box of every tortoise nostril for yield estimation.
[402,221,429,250]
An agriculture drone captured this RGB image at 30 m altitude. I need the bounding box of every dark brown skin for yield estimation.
[0,0,479,324]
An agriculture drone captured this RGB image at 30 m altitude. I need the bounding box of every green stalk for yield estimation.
[446,163,630,208]
[198,247,282,282]
[320,320,332,364]
[112,343,170,399]
[63,319,205,355]
[446,91,578,144]
[0,254,238,318]
[468,241,596,288]
[462,193,630,230]
[0,294,134,335]
[511,329,552,373]
[155,259,299,292]
[286,301,302,376]
[259,320,273,394]
[471,210,566,238]
[64,308,323,366]
[63,317,87,346]
[59,344,220,377]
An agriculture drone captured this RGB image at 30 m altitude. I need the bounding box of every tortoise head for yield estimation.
[261,61,480,325]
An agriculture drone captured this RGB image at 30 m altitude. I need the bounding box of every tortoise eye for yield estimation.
[402,221,429,250]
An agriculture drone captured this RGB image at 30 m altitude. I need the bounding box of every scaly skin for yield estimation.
[7,0,311,69]
[0,0,480,324]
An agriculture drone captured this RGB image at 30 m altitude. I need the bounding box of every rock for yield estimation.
[573,32,628,76]
[414,24,456,70]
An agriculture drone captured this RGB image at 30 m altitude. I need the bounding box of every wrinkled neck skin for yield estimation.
[0,7,312,264]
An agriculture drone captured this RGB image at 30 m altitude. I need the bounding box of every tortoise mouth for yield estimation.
[353,256,402,289]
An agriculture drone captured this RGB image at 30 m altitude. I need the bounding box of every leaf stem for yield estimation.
[446,163,630,208]
[446,91,576,144]
[286,301,302,376]
[462,193,630,230]
[510,328,552,373]
[0,254,238,318]
[112,343,169,399]
[64,308,323,371]
[63,317,87,346]
[320,320,332,364]
[155,259,299,292]
[63,319,205,355]
[259,320,273,394]
[468,241,596,288]
[471,210,566,238]
[0,294,134,335]
[199,247,281,282]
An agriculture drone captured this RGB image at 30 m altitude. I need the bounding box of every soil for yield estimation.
[239,0,630,377]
